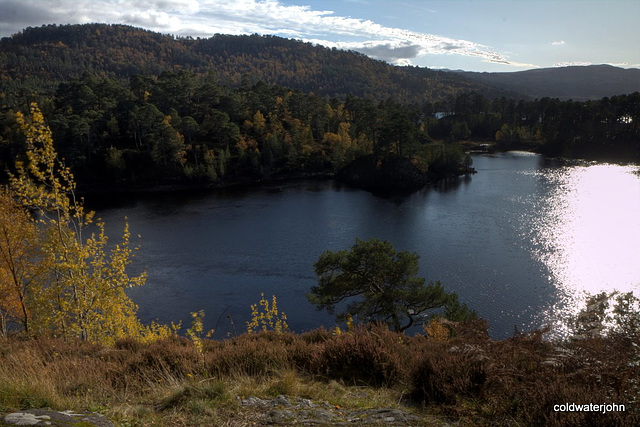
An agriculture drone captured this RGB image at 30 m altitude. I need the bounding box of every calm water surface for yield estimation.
[93,152,640,338]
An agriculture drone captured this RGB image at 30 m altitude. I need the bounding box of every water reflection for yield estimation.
[531,163,640,337]
[92,154,640,339]
[429,175,471,193]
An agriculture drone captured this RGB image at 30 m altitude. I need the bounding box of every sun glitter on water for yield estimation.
[530,163,640,337]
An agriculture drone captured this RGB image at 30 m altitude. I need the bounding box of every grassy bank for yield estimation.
[0,322,638,426]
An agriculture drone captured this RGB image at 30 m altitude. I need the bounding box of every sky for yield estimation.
[0,0,638,72]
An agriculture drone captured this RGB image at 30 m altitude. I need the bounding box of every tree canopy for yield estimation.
[308,238,475,332]
[1,23,638,190]
[0,23,510,105]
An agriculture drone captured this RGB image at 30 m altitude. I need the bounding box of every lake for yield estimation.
[92,152,640,339]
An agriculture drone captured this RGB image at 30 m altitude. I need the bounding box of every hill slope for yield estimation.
[456,64,640,101]
[2,24,638,105]
[0,23,519,104]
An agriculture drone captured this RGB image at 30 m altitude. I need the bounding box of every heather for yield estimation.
[1,320,638,426]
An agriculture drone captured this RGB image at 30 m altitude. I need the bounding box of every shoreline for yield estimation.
[77,171,336,200]
[77,144,639,201]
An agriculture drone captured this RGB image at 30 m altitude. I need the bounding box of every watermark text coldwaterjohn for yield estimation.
[554,403,625,414]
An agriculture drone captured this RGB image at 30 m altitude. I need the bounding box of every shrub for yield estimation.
[411,346,486,404]
[119,337,201,386]
[299,327,331,344]
[312,324,407,386]
[206,333,294,378]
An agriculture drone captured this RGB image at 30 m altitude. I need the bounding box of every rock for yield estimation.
[348,408,420,424]
[3,412,51,426]
[1,409,114,427]
[306,408,335,423]
[266,409,296,424]
[239,396,269,407]
[236,394,426,425]
[272,395,292,407]
[297,399,315,408]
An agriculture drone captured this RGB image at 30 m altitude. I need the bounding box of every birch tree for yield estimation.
[0,189,44,336]
[8,103,166,344]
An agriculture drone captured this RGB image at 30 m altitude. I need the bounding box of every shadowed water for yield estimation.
[92,152,640,338]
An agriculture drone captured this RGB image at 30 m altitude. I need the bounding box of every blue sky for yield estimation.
[1,0,638,72]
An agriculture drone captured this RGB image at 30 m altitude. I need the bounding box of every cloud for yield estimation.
[394,58,412,67]
[551,40,565,45]
[1,0,535,68]
[0,1,74,34]
[553,61,592,67]
[348,43,422,61]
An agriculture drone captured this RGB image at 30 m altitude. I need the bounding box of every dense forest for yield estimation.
[1,71,639,192]
[0,24,638,192]
[436,91,640,158]
[0,70,476,191]
[0,23,521,105]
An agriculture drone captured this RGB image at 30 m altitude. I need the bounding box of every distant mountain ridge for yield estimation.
[454,65,640,101]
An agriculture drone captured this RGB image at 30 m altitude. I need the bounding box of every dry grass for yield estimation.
[0,322,638,426]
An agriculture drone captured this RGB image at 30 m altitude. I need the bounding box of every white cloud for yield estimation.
[394,58,412,66]
[551,40,565,45]
[1,0,536,68]
[554,61,592,67]
[124,10,182,29]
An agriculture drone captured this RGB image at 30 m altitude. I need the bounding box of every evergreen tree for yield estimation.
[308,238,475,332]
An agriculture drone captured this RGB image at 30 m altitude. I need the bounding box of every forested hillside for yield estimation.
[0,23,519,106]
[0,23,638,194]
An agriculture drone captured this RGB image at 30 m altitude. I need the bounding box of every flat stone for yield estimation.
[240,396,268,407]
[3,412,51,426]
[1,409,114,427]
[235,395,424,425]
[352,408,420,424]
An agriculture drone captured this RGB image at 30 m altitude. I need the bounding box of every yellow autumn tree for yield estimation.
[0,189,44,336]
[9,103,169,344]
